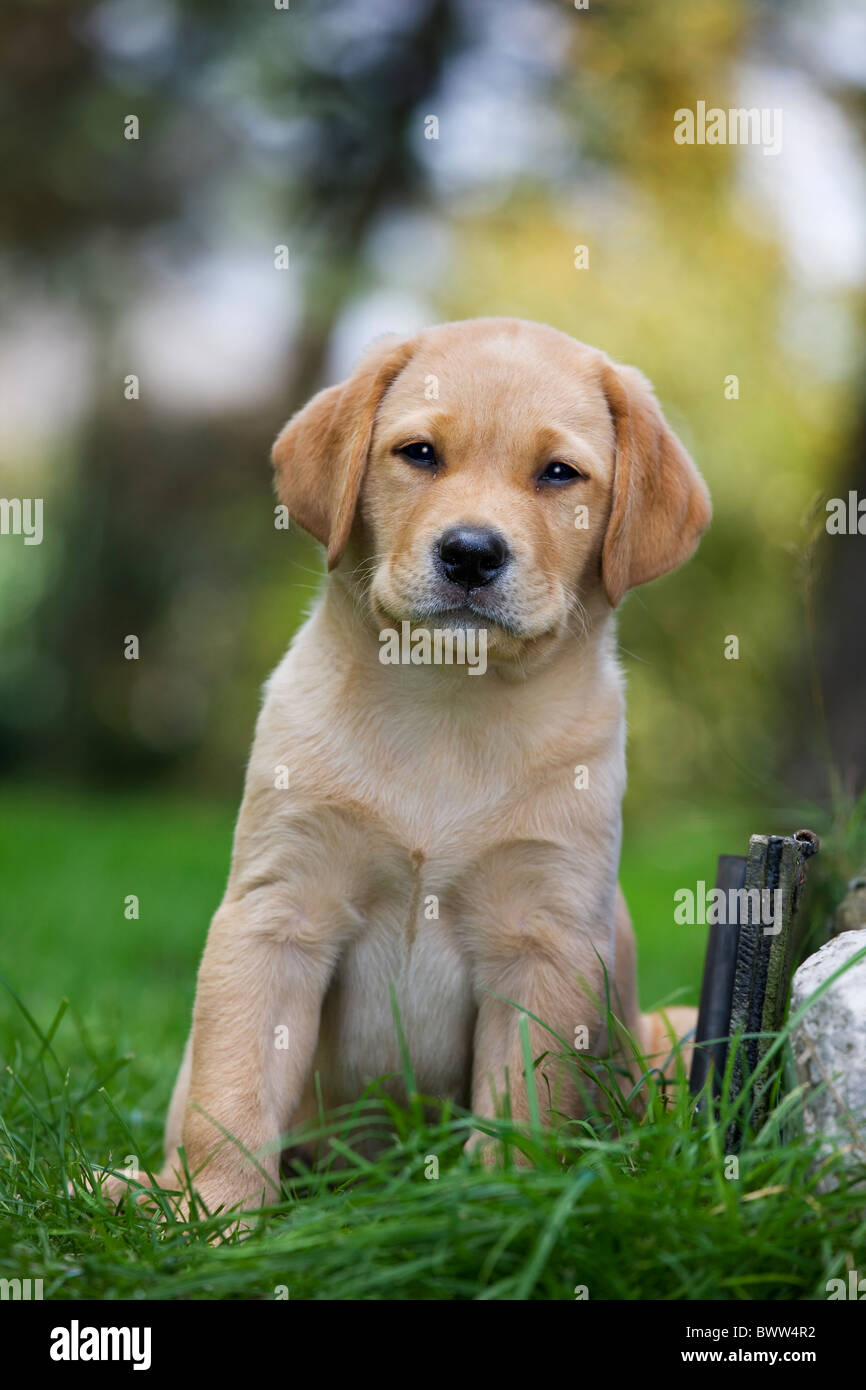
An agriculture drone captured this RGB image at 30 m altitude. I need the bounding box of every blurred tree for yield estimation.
[0,0,460,786]
[0,0,861,821]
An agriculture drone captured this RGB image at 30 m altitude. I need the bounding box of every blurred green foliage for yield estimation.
[0,0,862,831]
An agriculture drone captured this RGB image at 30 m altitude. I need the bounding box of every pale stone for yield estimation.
[790,931,866,1185]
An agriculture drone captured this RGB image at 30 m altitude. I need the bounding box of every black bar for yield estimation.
[689,854,745,1101]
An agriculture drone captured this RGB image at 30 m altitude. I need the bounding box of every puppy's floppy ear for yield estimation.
[272,334,416,570]
[600,359,711,608]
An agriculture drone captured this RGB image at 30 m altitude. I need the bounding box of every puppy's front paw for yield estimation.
[68,1165,158,1206]
[69,1159,265,1237]
[464,1129,502,1168]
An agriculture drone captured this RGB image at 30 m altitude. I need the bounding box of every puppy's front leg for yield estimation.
[469,924,603,1135]
[459,844,615,1140]
[162,885,340,1217]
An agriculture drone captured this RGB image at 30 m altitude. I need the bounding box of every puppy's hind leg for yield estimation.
[613,889,696,1085]
[640,1006,697,1081]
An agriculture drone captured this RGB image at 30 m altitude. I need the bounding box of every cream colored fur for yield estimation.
[89,318,710,1218]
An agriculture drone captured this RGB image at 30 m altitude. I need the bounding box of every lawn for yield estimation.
[1,785,862,1300]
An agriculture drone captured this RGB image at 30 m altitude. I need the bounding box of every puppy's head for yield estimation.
[273,318,710,665]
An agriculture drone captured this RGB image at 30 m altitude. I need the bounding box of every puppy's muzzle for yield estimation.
[436,526,510,590]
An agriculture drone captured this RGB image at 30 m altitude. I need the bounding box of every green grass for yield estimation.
[1,785,863,1300]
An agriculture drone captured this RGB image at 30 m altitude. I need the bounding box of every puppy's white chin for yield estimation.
[367,583,571,665]
[426,605,502,634]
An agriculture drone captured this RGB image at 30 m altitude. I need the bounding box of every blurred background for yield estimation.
[1,0,864,1047]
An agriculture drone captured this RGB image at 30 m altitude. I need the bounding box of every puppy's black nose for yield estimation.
[438,526,510,590]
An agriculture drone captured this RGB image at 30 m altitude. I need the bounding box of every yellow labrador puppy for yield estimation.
[102,317,710,1217]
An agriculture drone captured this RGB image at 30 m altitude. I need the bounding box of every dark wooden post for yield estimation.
[689,854,745,1102]
[690,829,819,1144]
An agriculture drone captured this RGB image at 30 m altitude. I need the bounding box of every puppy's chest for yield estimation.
[378,766,514,853]
[332,714,571,855]
[277,674,616,923]
[344,768,583,945]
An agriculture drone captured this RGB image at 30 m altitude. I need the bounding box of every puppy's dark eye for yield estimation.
[539,461,582,484]
[399,441,438,468]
